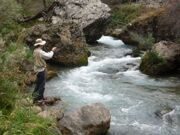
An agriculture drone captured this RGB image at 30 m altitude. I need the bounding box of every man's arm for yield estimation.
[40,50,54,60]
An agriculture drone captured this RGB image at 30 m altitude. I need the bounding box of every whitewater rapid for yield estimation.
[46,36,180,135]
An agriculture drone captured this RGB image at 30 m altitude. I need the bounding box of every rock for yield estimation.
[163,106,180,126]
[31,106,42,114]
[20,98,33,106]
[58,103,111,135]
[24,71,37,86]
[38,109,62,119]
[140,41,180,75]
[44,96,61,106]
[53,0,111,43]
[109,3,180,45]
[26,22,89,66]
[47,70,58,80]
[153,41,180,62]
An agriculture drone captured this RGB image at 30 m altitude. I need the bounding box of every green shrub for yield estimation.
[0,0,22,35]
[140,51,170,75]
[0,42,31,70]
[0,77,17,114]
[110,4,143,28]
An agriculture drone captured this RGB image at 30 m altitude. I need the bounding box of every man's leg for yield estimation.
[38,70,46,100]
[32,72,41,101]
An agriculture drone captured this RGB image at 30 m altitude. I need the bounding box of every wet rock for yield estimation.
[47,70,58,80]
[155,107,173,118]
[140,41,180,75]
[58,103,111,135]
[26,22,89,66]
[163,106,180,126]
[44,96,61,106]
[53,0,111,43]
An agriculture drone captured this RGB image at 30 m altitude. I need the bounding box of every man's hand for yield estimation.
[52,47,57,52]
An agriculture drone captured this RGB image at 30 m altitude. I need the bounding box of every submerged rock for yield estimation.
[58,103,111,135]
[140,41,180,75]
[26,22,89,66]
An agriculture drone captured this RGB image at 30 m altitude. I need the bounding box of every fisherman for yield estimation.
[32,38,56,104]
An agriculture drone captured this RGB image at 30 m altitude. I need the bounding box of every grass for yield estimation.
[110,3,144,28]
[0,104,59,135]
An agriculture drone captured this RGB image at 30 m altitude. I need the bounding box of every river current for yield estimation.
[46,36,180,135]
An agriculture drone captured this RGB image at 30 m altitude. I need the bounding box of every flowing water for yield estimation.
[46,36,180,135]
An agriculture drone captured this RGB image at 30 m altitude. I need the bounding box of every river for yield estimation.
[45,36,180,135]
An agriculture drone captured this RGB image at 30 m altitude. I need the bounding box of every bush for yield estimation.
[0,77,17,114]
[140,51,171,75]
[110,3,143,27]
[0,0,22,35]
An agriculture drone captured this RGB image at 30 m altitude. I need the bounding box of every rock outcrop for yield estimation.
[26,22,89,66]
[140,41,180,75]
[58,103,111,135]
[52,0,111,43]
[106,2,180,45]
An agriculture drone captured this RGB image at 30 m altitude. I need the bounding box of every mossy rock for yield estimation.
[140,51,173,76]
[77,54,88,66]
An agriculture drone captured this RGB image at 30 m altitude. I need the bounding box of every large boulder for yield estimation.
[26,22,89,66]
[140,41,180,75]
[53,0,111,43]
[58,103,111,135]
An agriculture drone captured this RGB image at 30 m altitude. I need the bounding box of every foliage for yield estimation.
[140,51,170,76]
[0,105,59,135]
[110,3,143,28]
[0,1,60,135]
[0,76,17,114]
[0,42,32,70]
[0,0,22,35]
[130,32,155,50]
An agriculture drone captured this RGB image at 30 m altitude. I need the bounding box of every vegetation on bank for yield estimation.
[109,3,144,28]
[0,0,59,135]
[140,51,170,75]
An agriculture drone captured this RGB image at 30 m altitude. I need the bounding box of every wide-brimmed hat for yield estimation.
[34,38,46,46]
